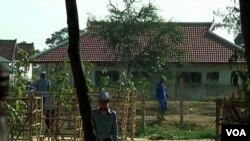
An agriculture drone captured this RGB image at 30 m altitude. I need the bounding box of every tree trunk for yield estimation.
[65,0,97,140]
[0,64,10,141]
[239,0,250,81]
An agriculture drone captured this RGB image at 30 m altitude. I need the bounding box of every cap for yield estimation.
[40,71,46,75]
[98,92,111,102]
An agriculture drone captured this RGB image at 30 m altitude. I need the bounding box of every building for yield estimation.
[31,22,244,99]
[0,39,35,82]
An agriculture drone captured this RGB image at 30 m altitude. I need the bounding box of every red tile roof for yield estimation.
[0,39,17,61]
[31,22,243,64]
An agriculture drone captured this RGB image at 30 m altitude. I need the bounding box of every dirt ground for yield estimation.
[133,100,217,140]
[136,100,216,126]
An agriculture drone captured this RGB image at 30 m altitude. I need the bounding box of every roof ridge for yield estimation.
[208,22,244,51]
[0,39,17,41]
[30,43,64,61]
[31,31,87,61]
[18,42,34,45]
[31,22,240,63]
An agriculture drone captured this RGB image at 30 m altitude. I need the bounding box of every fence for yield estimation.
[163,83,234,101]
[5,90,137,141]
[6,93,42,141]
[5,87,233,140]
[5,92,85,141]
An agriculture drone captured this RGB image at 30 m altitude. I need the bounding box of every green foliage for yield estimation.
[99,68,111,89]
[135,122,215,140]
[7,49,31,125]
[84,62,96,92]
[90,0,184,74]
[215,1,250,101]
[228,49,250,98]
[132,73,149,90]
[45,28,85,48]
[50,62,72,94]
[214,0,241,35]
[49,61,96,108]
[88,0,184,98]
[45,28,69,48]
[231,70,250,94]
[89,1,184,136]
[6,100,26,124]
[49,62,73,109]
[114,71,136,96]
[50,61,96,93]
[31,67,40,82]
[228,50,245,70]
[13,48,31,95]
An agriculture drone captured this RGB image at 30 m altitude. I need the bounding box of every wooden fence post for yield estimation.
[179,78,184,129]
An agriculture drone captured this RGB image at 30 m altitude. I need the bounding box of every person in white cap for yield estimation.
[92,92,118,141]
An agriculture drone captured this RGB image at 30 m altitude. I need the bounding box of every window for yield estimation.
[206,72,219,82]
[95,71,119,86]
[177,71,201,84]
[131,71,150,79]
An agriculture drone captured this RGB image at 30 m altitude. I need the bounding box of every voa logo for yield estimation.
[226,129,246,136]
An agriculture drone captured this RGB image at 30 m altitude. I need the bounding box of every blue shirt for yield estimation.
[156,81,168,101]
[93,108,118,141]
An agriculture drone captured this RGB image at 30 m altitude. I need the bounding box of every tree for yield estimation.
[214,0,241,36]
[35,49,40,53]
[239,0,250,96]
[214,1,250,97]
[0,64,10,141]
[92,0,184,74]
[89,0,184,136]
[65,0,97,140]
[45,27,85,48]
[45,28,69,48]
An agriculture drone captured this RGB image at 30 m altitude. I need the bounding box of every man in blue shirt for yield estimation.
[93,92,118,141]
[156,76,169,120]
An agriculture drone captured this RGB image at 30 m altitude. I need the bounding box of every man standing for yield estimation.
[35,71,53,133]
[156,75,169,120]
[35,71,51,98]
[92,91,119,141]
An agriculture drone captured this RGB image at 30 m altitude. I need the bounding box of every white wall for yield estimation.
[26,63,33,80]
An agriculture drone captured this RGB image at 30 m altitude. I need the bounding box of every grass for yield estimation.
[134,100,216,140]
[135,120,215,140]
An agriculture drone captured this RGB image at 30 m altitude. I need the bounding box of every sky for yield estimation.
[0,0,236,51]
